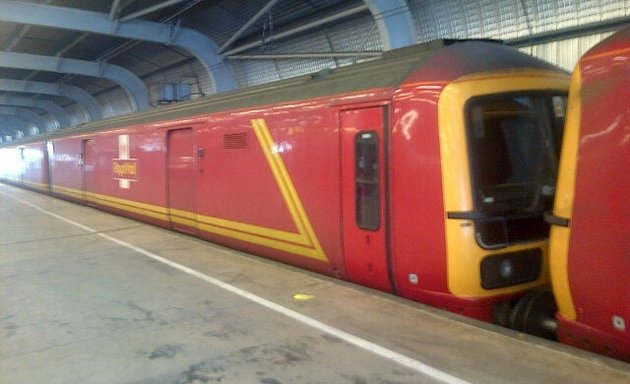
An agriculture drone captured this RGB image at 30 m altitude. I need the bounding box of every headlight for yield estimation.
[480,249,542,289]
[499,259,514,279]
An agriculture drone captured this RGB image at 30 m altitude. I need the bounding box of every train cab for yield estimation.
[389,41,569,323]
[547,26,630,362]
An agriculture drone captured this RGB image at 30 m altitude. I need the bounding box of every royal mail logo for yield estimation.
[112,159,138,179]
[113,134,137,189]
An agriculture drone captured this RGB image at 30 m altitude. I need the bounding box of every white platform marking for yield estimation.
[1,189,472,384]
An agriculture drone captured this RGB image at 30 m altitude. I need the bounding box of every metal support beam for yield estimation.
[0,0,236,93]
[0,51,149,112]
[364,0,416,50]
[227,52,382,60]
[0,79,101,121]
[2,25,30,51]
[0,107,46,132]
[1,1,54,51]
[219,0,282,53]
[222,5,370,56]
[0,95,68,131]
[119,0,189,22]
[0,114,32,138]
[109,0,124,21]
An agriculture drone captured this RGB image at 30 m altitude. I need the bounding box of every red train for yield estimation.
[546,26,630,362]
[1,41,569,327]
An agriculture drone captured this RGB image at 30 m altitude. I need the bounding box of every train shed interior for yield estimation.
[0,0,629,140]
[1,1,629,383]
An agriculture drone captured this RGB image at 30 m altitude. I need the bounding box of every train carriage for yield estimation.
[0,39,570,325]
[547,26,630,362]
[0,141,49,193]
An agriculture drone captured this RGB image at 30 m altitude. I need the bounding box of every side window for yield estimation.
[355,131,380,230]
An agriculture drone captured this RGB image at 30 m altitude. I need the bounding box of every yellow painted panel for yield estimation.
[438,70,570,297]
[21,180,48,191]
[549,68,582,320]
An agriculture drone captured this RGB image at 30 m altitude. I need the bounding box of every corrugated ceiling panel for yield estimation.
[66,103,90,127]
[411,0,629,40]
[231,59,281,88]
[523,32,616,71]
[96,89,134,119]
[230,12,381,87]
[410,0,628,71]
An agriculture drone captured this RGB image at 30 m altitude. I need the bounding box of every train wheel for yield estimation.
[509,290,558,340]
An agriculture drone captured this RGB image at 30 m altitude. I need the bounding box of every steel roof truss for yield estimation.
[0,94,67,131]
[0,0,236,93]
[0,78,101,121]
[0,51,149,112]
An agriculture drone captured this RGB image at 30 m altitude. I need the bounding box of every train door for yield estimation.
[46,141,54,193]
[18,147,24,183]
[82,139,96,204]
[167,128,197,233]
[341,107,392,292]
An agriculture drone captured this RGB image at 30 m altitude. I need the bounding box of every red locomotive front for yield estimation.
[391,42,568,323]
[549,26,630,362]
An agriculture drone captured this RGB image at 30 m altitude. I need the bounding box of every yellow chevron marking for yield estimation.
[248,118,327,261]
[51,118,328,262]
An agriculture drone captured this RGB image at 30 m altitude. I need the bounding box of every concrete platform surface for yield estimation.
[1,183,629,384]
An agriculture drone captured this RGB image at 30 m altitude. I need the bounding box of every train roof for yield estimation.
[2,39,560,147]
[580,24,630,62]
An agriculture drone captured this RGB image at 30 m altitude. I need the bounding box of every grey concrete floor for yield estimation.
[1,183,629,384]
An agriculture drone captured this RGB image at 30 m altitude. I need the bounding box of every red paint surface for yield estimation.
[82,139,96,201]
[341,106,391,292]
[389,84,449,298]
[561,26,630,362]
[51,137,83,201]
[557,314,630,362]
[167,128,196,232]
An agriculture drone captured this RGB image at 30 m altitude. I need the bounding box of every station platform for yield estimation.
[1,183,629,384]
